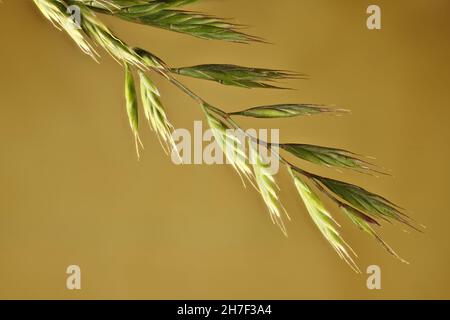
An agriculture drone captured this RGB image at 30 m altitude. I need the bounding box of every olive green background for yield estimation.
[0,0,449,299]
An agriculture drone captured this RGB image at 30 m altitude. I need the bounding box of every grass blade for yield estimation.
[109,9,262,43]
[281,144,381,174]
[124,63,141,156]
[171,64,302,89]
[134,47,167,69]
[34,0,98,60]
[229,104,348,118]
[204,106,254,184]
[340,204,408,263]
[139,71,178,155]
[312,175,416,228]
[80,6,147,69]
[289,168,360,272]
[250,146,289,235]
[79,0,200,12]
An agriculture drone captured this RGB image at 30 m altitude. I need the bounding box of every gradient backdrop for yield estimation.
[0,0,449,299]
